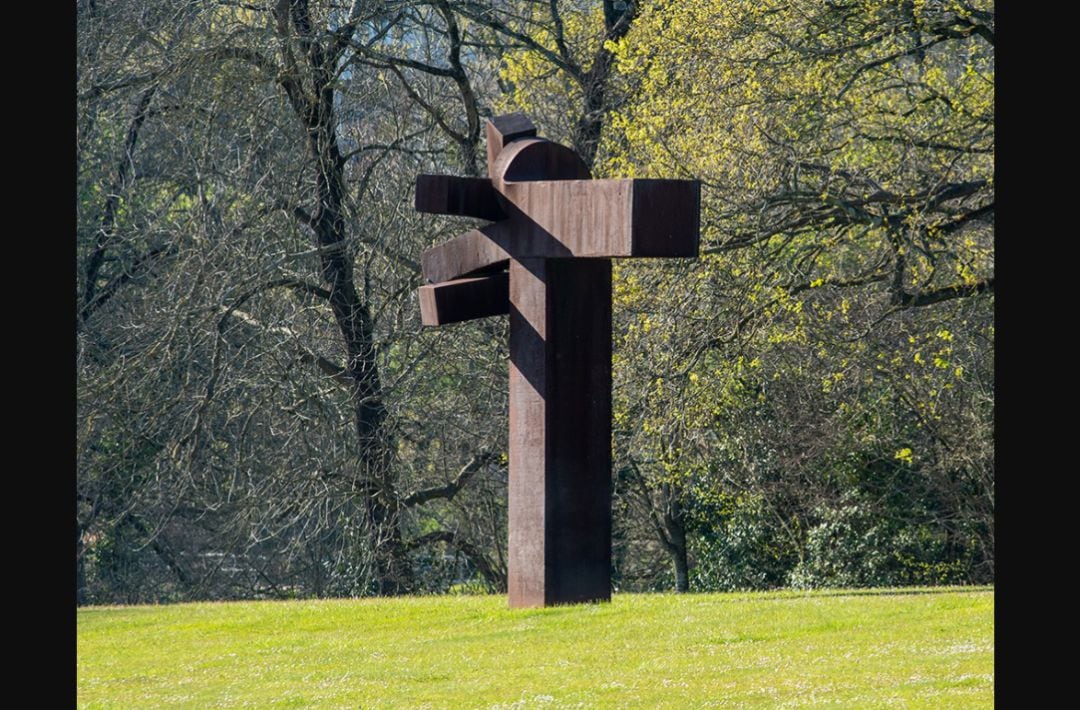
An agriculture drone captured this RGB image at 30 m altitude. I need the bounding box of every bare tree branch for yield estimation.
[403,451,495,508]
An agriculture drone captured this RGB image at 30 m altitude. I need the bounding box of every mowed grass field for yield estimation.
[78,587,992,708]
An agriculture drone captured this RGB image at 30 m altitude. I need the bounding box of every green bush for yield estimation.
[690,495,796,591]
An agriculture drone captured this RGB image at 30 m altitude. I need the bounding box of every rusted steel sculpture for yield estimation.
[417,113,700,607]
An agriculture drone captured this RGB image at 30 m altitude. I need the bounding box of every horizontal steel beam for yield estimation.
[420,179,700,283]
[415,175,506,222]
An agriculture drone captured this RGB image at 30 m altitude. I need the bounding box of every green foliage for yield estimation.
[78,589,993,706]
[690,495,798,592]
[790,496,976,589]
[78,0,993,601]
[600,0,993,591]
[493,3,604,141]
[790,497,897,589]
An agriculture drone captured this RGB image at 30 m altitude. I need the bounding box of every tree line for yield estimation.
[77,0,993,604]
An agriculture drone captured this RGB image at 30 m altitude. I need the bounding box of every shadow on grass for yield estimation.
[622,585,994,605]
[790,586,994,600]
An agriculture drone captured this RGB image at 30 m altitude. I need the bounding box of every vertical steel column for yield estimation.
[508,257,612,607]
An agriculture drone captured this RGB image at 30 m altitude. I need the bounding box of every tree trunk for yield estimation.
[266,0,414,595]
[670,523,690,593]
[299,29,413,596]
[80,85,156,326]
[572,0,638,169]
[663,486,690,592]
[76,522,88,606]
[311,125,412,595]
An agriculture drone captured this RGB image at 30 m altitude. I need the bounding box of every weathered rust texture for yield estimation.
[492,137,591,187]
[508,258,613,607]
[415,114,700,607]
[421,224,512,285]
[419,163,699,284]
[418,273,509,326]
[497,179,700,257]
[486,113,538,175]
[507,258,547,606]
[631,179,703,256]
[414,175,506,222]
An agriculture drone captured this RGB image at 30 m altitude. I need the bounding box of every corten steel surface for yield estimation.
[418,273,509,326]
[508,257,612,606]
[415,113,700,607]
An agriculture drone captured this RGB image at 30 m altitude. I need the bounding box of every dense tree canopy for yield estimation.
[77,0,993,604]
[603,0,993,589]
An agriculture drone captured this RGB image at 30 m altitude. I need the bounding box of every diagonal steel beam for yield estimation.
[418,272,509,326]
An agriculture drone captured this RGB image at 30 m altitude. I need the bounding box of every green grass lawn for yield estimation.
[78,586,992,708]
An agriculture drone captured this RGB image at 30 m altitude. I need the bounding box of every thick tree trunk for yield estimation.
[573,63,612,169]
[659,483,691,593]
[301,40,413,595]
[312,138,412,594]
[626,464,693,594]
[266,0,413,595]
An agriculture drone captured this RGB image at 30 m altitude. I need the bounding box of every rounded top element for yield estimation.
[492,138,592,187]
